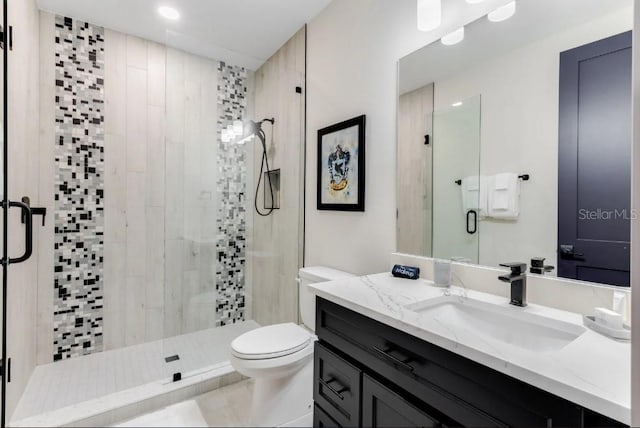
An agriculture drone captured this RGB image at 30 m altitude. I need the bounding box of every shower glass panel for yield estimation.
[0,0,6,424]
[432,95,482,263]
[161,37,259,381]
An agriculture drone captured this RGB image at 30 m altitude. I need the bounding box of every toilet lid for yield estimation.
[231,323,312,360]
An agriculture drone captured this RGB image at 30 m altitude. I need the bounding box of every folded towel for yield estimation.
[460,176,487,217]
[488,173,520,219]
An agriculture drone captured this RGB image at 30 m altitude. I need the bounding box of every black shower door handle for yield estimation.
[466,210,478,235]
[5,200,33,264]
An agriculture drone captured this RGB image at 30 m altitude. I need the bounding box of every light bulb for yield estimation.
[158,6,180,20]
[417,0,442,32]
[441,27,465,46]
[488,1,516,22]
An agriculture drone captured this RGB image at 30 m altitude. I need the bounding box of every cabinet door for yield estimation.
[314,404,342,428]
[314,342,362,427]
[362,374,440,428]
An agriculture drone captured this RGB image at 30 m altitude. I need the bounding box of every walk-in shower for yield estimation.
[0,7,306,426]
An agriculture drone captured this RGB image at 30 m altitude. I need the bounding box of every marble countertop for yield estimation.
[309,273,630,424]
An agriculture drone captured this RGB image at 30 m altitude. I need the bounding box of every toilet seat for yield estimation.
[231,323,312,360]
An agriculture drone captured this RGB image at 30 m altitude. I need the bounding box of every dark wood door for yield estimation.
[361,374,440,428]
[558,31,632,286]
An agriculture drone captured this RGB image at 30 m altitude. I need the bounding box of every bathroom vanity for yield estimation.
[310,275,630,427]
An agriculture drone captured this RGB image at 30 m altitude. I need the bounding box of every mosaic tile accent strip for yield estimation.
[53,15,105,360]
[216,62,248,326]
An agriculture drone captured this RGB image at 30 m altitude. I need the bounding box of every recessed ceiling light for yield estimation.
[488,1,516,23]
[441,27,465,46]
[417,0,442,32]
[452,101,463,107]
[158,6,180,21]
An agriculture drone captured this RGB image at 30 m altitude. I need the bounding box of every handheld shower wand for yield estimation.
[253,118,276,217]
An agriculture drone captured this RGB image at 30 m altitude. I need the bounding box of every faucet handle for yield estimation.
[499,262,527,275]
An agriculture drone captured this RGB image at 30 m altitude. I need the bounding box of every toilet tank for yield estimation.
[298,266,355,332]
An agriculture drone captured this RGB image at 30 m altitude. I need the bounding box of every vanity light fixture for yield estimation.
[158,6,180,21]
[417,0,442,32]
[441,27,465,46]
[488,1,516,22]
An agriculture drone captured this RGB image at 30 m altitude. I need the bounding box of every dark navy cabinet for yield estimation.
[313,297,626,428]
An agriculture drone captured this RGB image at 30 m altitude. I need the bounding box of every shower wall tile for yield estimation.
[104,133,127,213]
[125,66,148,173]
[165,50,186,144]
[145,307,164,342]
[103,28,128,352]
[125,172,147,278]
[125,35,148,70]
[52,15,105,360]
[164,238,185,337]
[147,105,166,208]
[103,241,126,350]
[147,42,166,108]
[125,276,146,346]
[145,206,165,309]
[37,11,57,365]
[105,31,127,136]
[216,62,248,326]
[165,140,185,241]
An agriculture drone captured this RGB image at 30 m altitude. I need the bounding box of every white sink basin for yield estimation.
[404,296,586,352]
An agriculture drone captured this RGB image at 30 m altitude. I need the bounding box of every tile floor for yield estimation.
[115,380,254,427]
[12,321,259,424]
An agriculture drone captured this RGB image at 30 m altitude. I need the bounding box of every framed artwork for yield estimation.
[317,115,366,211]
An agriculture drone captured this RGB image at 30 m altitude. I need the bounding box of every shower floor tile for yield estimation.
[11,321,259,424]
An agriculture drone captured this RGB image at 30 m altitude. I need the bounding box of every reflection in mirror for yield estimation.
[396,0,633,287]
[432,95,481,264]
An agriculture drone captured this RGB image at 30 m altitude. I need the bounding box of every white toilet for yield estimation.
[230,266,354,427]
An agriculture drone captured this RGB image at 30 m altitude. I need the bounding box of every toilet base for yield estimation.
[249,359,313,427]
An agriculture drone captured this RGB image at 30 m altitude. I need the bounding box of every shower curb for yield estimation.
[10,364,245,427]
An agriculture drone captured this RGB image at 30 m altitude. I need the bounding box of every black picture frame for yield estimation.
[317,115,366,211]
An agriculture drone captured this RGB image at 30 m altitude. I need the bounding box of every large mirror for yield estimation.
[397,0,633,287]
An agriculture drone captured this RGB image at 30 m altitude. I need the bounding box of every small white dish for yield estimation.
[583,315,630,341]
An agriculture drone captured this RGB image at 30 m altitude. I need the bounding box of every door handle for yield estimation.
[466,210,478,235]
[559,245,584,261]
[2,200,33,265]
[373,346,415,372]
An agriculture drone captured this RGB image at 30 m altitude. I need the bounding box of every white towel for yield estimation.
[488,173,520,219]
[460,176,488,217]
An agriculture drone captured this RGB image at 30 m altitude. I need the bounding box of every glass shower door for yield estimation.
[0,0,6,423]
[161,40,251,382]
[432,95,482,263]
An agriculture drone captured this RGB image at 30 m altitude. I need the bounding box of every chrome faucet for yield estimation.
[498,263,527,307]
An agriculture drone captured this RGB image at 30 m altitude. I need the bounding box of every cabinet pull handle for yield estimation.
[319,377,347,400]
[373,346,415,372]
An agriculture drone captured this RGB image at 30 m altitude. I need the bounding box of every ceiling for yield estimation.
[36,0,332,70]
[400,0,633,94]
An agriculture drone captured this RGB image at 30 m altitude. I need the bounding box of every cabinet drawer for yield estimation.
[362,374,440,428]
[314,342,361,427]
[317,298,583,427]
[314,404,342,428]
